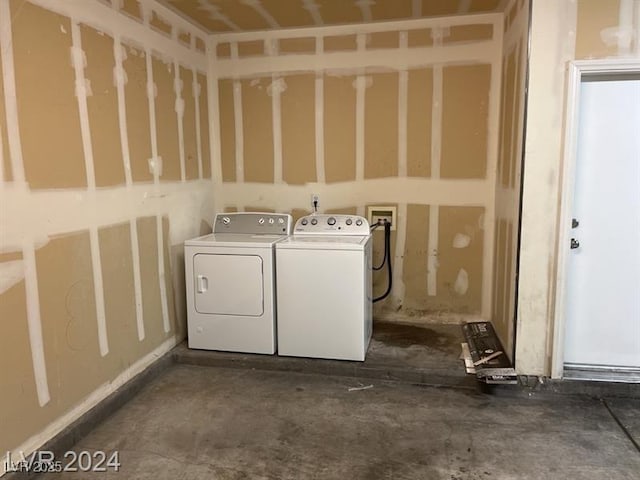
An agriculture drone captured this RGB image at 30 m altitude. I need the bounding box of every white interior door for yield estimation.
[563,75,640,370]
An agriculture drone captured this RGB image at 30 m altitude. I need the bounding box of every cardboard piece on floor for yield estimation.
[461,322,518,385]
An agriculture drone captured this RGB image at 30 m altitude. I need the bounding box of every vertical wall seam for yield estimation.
[0,0,26,183]
[355,33,366,217]
[193,67,203,179]
[392,203,408,304]
[157,215,170,333]
[398,32,408,178]
[411,0,422,18]
[174,61,186,182]
[272,73,283,184]
[427,205,439,296]
[130,219,145,340]
[231,42,244,182]
[22,243,50,406]
[314,36,325,183]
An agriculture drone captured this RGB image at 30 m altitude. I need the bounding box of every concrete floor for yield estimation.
[44,364,640,480]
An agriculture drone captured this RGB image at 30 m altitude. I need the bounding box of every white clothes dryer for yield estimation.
[275,214,372,361]
[185,212,292,354]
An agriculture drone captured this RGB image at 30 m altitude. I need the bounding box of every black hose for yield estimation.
[373,221,392,303]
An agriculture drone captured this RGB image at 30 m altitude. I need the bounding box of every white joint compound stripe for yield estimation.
[356,0,373,23]
[431,65,443,179]
[635,0,640,56]
[271,74,283,184]
[145,47,159,181]
[89,226,109,356]
[412,0,422,18]
[156,214,170,333]
[427,205,439,296]
[314,73,325,183]
[303,0,323,25]
[458,0,473,14]
[246,0,280,29]
[398,32,408,178]
[114,38,133,186]
[22,243,51,407]
[231,42,244,182]
[355,33,366,183]
[0,0,25,183]
[193,67,203,179]
[174,62,186,182]
[392,203,407,303]
[0,112,4,183]
[129,218,145,341]
[618,0,634,55]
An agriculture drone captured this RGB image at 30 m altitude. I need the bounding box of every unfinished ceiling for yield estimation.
[161,0,505,34]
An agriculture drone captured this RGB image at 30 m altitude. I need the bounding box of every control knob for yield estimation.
[222,217,231,225]
[327,217,336,226]
[356,219,363,226]
[258,218,265,224]
[268,218,275,224]
[301,219,308,225]
[311,218,318,225]
[345,218,352,226]
[278,218,285,224]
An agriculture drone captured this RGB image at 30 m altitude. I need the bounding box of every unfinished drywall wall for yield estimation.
[0,0,213,461]
[516,0,640,375]
[492,0,529,360]
[211,13,503,320]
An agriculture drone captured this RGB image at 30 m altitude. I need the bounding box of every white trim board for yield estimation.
[550,58,640,379]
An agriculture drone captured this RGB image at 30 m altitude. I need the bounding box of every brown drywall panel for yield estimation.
[195,37,206,53]
[324,74,356,183]
[291,208,311,223]
[444,24,493,44]
[575,0,620,60]
[218,79,236,182]
[241,77,274,183]
[181,67,199,180]
[407,68,433,178]
[224,206,238,213]
[511,42,524,189]
[197,73,212,179]
[0,250,22,262]
[216,42,231,58]
[82,25,124,187]
[178,30,191,47]
[150,11,172,36]
[371,0,412,20]
[441,64,490,179]
[245,206,275,213]
[281,74,316,185]
[492,219,507,342]
[260,0,314,28]
[420,0,459,17]
[152,55,180,181]
[316,0,363,24]
[408,29,433,47]
[365,72,399,179]
[123,44,152,183]
[12,1,86,189]
[437,206,484,313]
[121,0,142,21]
[402,204,430,310]
[279,37,316,54]
[0,279,44,454]
[324,35,357,51]
[164,1,233,32]
[238,40,264,57]
[37,232,103,413]
[325,207,358,215]
[469,0,501,13]
[366,31,399,49]
[0,53,11,181]
[213,0,270,30]
[137,216,172,343]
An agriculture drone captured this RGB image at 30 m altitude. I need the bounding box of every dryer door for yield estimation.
[193,254,264,316]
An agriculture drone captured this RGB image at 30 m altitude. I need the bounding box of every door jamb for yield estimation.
[550,58,640,379]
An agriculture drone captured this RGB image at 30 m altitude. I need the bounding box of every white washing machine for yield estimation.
[275,214,372,361]
[185,212,292,354]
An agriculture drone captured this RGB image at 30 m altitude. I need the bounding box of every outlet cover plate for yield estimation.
[367,205,397,231]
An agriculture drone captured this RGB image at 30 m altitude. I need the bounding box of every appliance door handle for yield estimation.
[197,275,208,293]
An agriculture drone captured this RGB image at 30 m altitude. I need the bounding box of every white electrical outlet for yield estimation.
[367,206,397,231]
[311,194,320,211]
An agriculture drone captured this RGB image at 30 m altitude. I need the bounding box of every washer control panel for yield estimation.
[294,214,369,235]
[213,212,293,235]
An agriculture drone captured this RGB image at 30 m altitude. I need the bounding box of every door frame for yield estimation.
[550,58,640,379]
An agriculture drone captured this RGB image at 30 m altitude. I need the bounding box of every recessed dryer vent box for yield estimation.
[367,206,396,231]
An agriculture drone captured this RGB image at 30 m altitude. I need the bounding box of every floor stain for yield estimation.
[373,322,459,353]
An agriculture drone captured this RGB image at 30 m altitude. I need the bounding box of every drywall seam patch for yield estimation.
[412,0,421,18]
[427,205,439,296]
[398,32,408,178]
[22,242,51,407]
[246,0,280,29]
[314,72,325,183]
[392,202,407,304]
[303,0,323,25]
[193,67,203,179]
[113,38,133,186]
[71,22,109,357]
[356,0,373,23]
[174,61,186,182]
[355,33,366,183]
[430,31,443,180]
[11,335,178,467]
[617,0,634,55]
[156,214,170,333]
[231,43,244,182]
[0,0,25,183]
[130,218,145,341]
[271,74,283,184]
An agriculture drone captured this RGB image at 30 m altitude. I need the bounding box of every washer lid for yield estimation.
[185,233,288,248]
[275,235,369,251]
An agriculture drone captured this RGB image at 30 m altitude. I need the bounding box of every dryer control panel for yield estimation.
[213,212,293,235]
[294,214,370,235]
